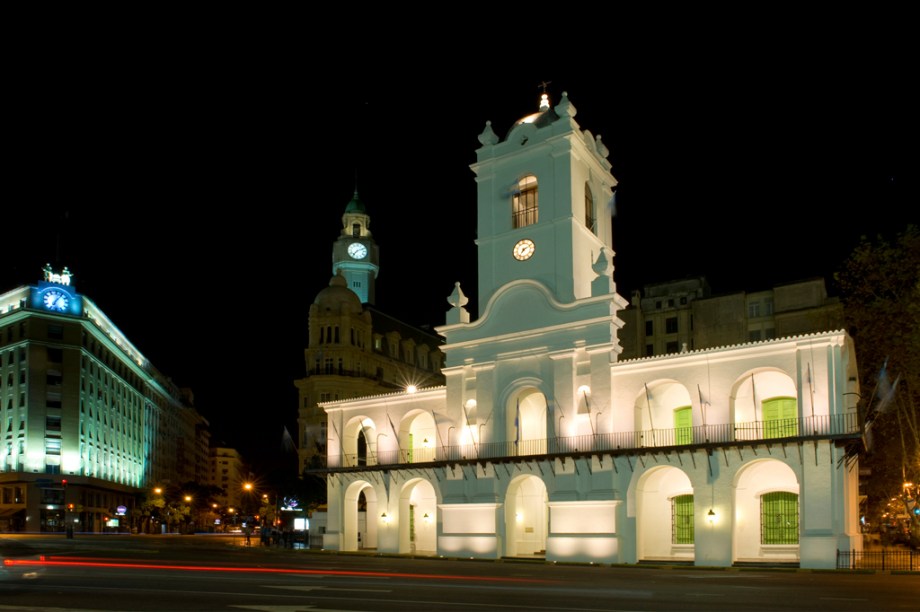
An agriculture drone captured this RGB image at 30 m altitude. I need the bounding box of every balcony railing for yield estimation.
[323,413,861,469]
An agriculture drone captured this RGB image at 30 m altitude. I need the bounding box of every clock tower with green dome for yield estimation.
[332,189,379,304]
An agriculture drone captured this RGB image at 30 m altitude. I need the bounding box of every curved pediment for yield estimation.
[440,279,621,350]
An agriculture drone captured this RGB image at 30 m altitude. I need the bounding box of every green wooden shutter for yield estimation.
[761,491,799,544]
[674,406,692,445]
[408,433,414,463]
[762,397,797,438]
[672,494,694,544]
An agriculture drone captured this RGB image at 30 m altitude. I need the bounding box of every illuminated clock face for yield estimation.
[513,239,535,261]
[43,289,69,312]
[347,242,368,259]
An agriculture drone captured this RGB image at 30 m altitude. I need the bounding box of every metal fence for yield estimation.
[837,548,920,571]
[325,413,860,469]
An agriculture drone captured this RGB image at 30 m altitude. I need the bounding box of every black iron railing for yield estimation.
[837,548,920,571]
[324,413,860,469]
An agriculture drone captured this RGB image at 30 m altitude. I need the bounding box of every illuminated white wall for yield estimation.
[439,503,500,558]
[547,500,620,562]
[441,503,497,534]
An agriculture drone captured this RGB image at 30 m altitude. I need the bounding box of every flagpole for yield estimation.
[584,390,596,436]
[697,384,708,428]
[644,383,656,446]
[430,409,445,449]
[386,410,402,460]
[751,373,758,419]
[514,399,521,454]
[330,415,342,466]
[807,363,816,433]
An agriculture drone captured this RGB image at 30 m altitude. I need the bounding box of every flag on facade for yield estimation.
[514,399,520,447]
[697,384,709,427]
[282,425,298,453]
[874,358,900,416]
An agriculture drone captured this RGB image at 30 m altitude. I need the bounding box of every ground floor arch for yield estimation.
[504,475,548,557]
[636,465,694,561]
[733,459,799,563]
[398,478,437,554]
[343,480,379,551]
[326,441,851,568]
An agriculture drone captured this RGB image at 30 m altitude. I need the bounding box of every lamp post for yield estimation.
[243,482,253,516]
[183,495,193,533]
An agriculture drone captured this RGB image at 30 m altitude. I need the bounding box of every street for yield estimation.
[0,535,917,611]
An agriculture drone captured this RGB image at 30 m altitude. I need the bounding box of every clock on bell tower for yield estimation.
[332,189,379,304]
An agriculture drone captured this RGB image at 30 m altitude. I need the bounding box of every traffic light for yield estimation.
[913,507,919,516]
[67,503,75,510]
[61,479,68,487]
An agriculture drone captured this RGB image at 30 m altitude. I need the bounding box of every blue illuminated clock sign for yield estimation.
[43,289,70,312]
[33,265,83,316]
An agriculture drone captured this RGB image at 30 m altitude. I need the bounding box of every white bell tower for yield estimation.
[439,91,628,366]
[470,91,619,313]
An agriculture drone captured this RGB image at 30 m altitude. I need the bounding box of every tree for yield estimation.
[835,225,920,546]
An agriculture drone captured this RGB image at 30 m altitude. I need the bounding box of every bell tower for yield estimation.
[470,91,619,313]
[332,189,380,304]
[439,90,627,368]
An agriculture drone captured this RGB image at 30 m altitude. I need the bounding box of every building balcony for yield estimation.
[319,413,861,471]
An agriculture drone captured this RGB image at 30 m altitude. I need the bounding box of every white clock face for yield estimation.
[43,290,69,312]
[513,239,535,261]
[347,242,368,259]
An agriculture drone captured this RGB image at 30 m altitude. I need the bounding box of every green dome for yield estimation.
[344,189,366,213]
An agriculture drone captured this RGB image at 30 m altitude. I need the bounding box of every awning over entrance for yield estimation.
[0,507,26,519]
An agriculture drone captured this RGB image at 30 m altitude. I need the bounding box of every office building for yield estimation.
[0,266,209,532]
[619,276,845,359]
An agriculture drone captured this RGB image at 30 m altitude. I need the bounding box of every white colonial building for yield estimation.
[317,92,863,568]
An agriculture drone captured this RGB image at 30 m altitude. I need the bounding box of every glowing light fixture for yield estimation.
[381,512,390,524]
[423,513,431,524]
[707,509,717,525]
[406,385,418,394]
[515,512,523,523]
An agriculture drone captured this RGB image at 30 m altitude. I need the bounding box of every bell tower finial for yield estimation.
[538,80,552,111]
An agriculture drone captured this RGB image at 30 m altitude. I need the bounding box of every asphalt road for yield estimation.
[0,535,917,611]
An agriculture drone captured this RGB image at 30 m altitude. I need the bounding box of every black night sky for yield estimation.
[3,25,916,472]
